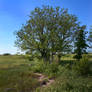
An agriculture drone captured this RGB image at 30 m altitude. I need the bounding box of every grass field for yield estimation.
[0,55,92,92]
[0,55,40,92]
[0,55,31,69]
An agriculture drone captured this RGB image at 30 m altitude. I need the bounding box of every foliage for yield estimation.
[30,59,72,78]
[13,5,92,91]
[0,55,92,92]
[74,25,88,60]
[15,6,79,62]
[36,70,92,92]
[44,62,60,77]
[88,26,92,48]
[31,60,46,73]
[3,53,11,56]
[72,55,91,75]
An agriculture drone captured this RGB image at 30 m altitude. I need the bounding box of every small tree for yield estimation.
[88,26,92,48]
[74,25,88,60]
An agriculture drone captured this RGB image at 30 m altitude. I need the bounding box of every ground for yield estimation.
[0,55,92,92]
[0,55,55,92]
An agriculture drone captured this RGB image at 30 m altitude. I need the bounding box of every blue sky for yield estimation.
[0,0,92,54]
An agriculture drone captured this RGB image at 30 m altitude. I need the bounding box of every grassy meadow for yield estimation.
[0,54,92,92]
[0,55,40,92]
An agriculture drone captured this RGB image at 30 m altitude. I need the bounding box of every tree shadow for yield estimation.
[59,60,75,66]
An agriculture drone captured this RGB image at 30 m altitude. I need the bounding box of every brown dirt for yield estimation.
[34,73,55,87]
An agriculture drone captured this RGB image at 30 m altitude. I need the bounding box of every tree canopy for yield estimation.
[15,6,81,62]
[74,25,88,60]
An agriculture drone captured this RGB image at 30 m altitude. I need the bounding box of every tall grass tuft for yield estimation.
[72,55,91,76]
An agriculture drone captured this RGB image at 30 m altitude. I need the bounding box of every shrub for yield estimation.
[31,60,60,77]
[31,59,73,78]
[72,55,90,75]
[31,60,46,73]
[45,62,59,77]
[37,71,92,92]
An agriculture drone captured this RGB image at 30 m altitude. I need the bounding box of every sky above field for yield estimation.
[0,0,92,54]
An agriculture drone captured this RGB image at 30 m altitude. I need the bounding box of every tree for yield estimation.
[15,6,79,63]
[74,25,88,60]
[3,53,11,56]
[88,26,92,48]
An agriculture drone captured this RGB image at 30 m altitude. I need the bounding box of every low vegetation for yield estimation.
[0,54,92,92]
[0,56,40,92]
[0,6,92,92]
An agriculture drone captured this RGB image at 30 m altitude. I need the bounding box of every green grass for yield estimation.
[34,54,92,92]
[62,54,92,61]
[0,55,30,69]
[0,54,92,92]
[0,55,40,92]
[37,71,92,92]
[62,54,75,61]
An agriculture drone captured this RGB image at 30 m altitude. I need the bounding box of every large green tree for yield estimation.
[15,6,79,62]
[74,25,88,60]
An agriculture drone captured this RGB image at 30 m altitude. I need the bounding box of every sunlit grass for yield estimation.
[0,55,30,69]
[0,54,92,92]
[0,55,40,92]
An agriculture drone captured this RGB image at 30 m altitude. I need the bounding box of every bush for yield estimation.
[31,60,46,73]
[30,58,74,78]
[31,60,61,77]
[37,70,92,92]
[72,55,90,75]
[44,62,59,77]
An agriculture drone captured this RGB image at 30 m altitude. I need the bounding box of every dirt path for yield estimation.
[34,73,54,87]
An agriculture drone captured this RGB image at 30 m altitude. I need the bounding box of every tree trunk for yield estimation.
[58,54,61,63]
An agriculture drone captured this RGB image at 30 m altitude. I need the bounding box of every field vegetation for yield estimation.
[0,54,92,92]
[0,6,92,92]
